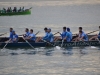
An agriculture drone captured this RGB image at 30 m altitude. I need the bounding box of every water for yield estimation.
[0,0,100,75]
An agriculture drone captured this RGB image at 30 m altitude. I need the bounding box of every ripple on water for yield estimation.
[0,47,100,75]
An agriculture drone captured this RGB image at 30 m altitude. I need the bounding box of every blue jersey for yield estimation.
[79,32,88,41]
[13,34,18,42]
[68,31,72,40]
[43,32,54,42]
[43,32,48,40]
[29,33,36,41]
[9,31,14,39]
[25,32,30,37]
[98,35,100,39]
[61,31,66,39]
[66,32,72,42]
[48,32,54,42]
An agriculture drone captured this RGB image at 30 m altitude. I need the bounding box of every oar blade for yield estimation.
[91,46,97,49]
[56,46,61,50]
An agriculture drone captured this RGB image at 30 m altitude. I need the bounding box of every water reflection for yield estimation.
[0,46,100,56]
[0,47,100,75]
[63,47,73,55]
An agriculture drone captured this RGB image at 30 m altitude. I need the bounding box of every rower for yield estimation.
[73,27,85,41]
[43,28,54,42]
[9,7,12,12]
[36,27,48,42]
[13,7,17,12]
[12,31,18,43]
[7,7,10,13]
[2,8,6,13]
[22,6,24,11]
[24,29,36,42]
[6,28,14,43]
[66,28,72,41]
[23,28,30,38]
[89,26,100,41]
[54,27,67,41]
[76,31,88,41]
[18,7,21,12]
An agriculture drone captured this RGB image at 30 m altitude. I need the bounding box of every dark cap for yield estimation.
[44,27,47,30]
[67,28,70,31]
[30,29,33,32]
[63,27,66,29]
[79,27,82,30]
[26,28,29,31]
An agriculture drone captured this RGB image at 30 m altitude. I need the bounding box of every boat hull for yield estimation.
[0,42,46,48]
[0,41,100,48]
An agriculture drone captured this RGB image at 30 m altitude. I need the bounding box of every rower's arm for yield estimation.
[80,34,85,40]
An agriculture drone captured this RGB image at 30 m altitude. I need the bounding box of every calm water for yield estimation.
[0,0,100,75]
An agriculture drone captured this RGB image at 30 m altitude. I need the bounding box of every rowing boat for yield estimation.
[0,36,100,48]
[0,8,31,16]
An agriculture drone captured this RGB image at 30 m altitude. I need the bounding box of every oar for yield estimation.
[22,37,35,49]
[55,39,64,50]
[41,39,61,50]
[96,38,100,43]
[54,32,64,50]
[0,32,7,36]
[35,31,40,35]
[22,31,40,49]
[18,31,40,36]
[1,39,11,51]
[53,32,59,35]
[84,30,99,48]
[79,40,97,49]
[29,7,32,10]
[87,30,99,35]
[42,39,55,47]
[72,30,99,35]
[61,39,64,47]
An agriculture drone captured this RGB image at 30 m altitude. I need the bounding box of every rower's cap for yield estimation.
[12,31,15,33]
[44,27,47,30]
[48,28,51,31]
[67,28,70,31]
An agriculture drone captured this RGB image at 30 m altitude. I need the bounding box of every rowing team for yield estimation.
[6,26,100,43]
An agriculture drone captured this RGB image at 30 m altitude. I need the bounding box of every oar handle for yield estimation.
[53,32,59,35]
[57,32,62,35]
[18,31,40,36]
[0,32,7,36]
[87,30,99,35]
[35,31,40,35]
[73,30,99,35]
[42,39,55,47]
[18,34,23,36]
[29,7,32,10]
